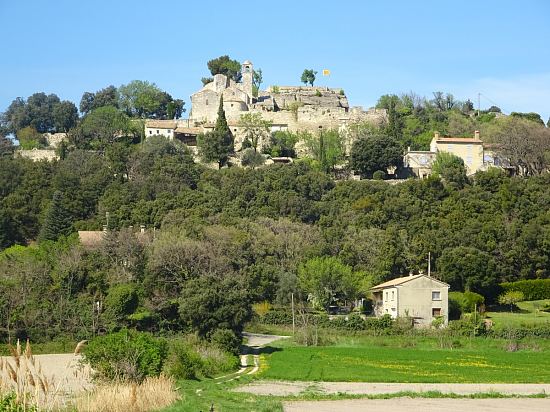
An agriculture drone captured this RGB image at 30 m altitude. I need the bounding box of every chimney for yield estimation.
[474,130,480,140]
[434,131,440,139]
[140,224,145,233]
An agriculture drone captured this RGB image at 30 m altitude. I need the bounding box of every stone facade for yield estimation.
[16,149,59,162]
[186,60,386,150]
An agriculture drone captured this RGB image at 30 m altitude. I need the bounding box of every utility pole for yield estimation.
[477,93,481,117]
[428,252,431,277]
[291,292,296,335]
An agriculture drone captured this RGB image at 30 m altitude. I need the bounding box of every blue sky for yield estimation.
[1,0,549,121]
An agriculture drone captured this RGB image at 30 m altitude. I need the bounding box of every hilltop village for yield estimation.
[2,54,550,412]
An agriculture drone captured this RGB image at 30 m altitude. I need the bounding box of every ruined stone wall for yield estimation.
[17,149,59,162]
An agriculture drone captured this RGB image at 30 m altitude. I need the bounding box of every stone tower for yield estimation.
[241,60,253,103]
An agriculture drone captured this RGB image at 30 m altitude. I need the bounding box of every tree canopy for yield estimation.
[207,55,241,82]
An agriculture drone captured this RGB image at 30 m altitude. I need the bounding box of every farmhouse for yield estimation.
[370,274,449,327]
[403,130,511,177]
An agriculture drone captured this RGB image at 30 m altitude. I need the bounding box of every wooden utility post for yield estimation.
[291,292,296,335]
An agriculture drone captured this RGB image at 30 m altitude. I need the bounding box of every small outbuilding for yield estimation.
[370,274,449,327]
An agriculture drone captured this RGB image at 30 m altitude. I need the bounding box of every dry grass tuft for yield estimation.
[74,375,179,412]
[1,339,92,411]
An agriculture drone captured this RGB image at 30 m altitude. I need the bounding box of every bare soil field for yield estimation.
[236,381,550,396]
[1,353,92,394]
[283,398,550,412]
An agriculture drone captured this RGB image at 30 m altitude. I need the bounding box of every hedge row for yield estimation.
[260,310,393,332]
[500,279,550,301]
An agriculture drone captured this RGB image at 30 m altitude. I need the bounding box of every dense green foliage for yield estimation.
[500,279,550,301]
[83,329,168,382]
[1,84,550,345]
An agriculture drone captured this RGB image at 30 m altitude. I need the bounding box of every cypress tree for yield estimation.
[197,96,234,168]
[39,190,72,242]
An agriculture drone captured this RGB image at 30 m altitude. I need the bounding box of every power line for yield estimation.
[478,92,510,114]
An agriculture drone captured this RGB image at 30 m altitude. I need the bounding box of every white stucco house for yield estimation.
[370,274,449,327]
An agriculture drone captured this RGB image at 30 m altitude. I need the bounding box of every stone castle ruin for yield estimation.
[145,60,386,152]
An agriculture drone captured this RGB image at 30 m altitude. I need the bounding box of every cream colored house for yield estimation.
[370,274,449,327]
[404,131,497,177]
[430,131,484,175]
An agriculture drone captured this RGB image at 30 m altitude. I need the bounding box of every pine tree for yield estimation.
[39,191,72,242]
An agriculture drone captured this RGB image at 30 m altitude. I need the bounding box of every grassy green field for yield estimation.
[258,336,550,383]
[486,300,550,328]
[163,377,283,412]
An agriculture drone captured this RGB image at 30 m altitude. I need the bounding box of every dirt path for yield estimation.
[235,381,550,396]
[283,398,550,412]
[242,332,289,348]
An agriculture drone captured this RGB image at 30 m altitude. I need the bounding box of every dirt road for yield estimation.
[236,381,550,396]
[283,398,550,412]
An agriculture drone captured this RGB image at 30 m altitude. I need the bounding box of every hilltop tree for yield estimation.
[197,96,234,168]
[301,69,317,87]
[207,55,242,82]
[350,134,403,178]
[119,80,180,119]
[73,106,133,149]
[238,112,272,152]
[0,134,13,156]
[39,191,72,242]
[1,93,78,134]
[302,129,345,172]
[79,85,119,115]
[252,69,263,97]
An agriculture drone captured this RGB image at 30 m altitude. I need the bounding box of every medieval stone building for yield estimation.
[145,60,386,152]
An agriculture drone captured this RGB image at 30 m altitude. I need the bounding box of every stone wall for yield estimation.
[17,149,59,162]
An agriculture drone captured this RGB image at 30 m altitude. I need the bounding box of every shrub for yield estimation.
[84,330,168,382]
[448,315,486,337]
[498,290,524,312]
[449,291,485,314]
[209,328,241,356]
[315,89,322,97]
[164,341,203,380]
[372,170,385,180]
[500,279,550,301]
[102,284,139,330]
[164,336,239,379]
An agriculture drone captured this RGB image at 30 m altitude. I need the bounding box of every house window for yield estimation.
[466,156,472,165]
[391,291,395,301]
[447,144,453,151]
[432,308,442,317]
[149,131,152,135]
[167,130,171,133]
[467,144,472,151]
[234,129,237,132]
[432,291,441,301]
[385,291,389,301]
[206,99,209,105]
[156,130,159,134]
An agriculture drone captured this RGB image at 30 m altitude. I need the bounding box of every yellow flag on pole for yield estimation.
[322,69,331,76]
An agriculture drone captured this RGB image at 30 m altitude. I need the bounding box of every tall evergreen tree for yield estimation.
[39,191,72,242]
[198,96,234,169]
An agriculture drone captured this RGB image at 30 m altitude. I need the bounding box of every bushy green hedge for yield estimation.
[260,310,393,332]
[83,329,168,382]
[488,324,550,339]
[164,335,239,380]
[500,279,550,301]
